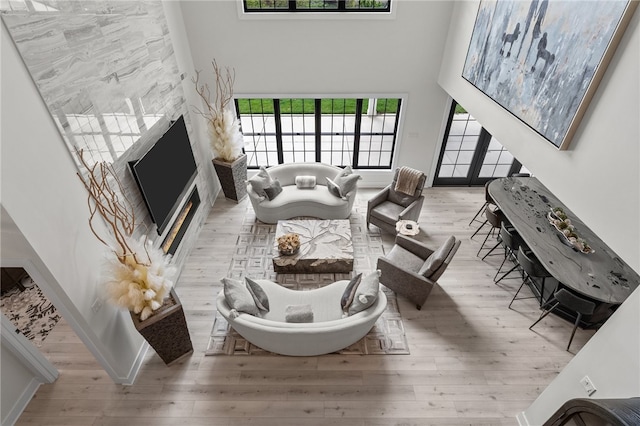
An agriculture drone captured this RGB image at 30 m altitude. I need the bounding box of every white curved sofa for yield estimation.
[216,279,387,356]
[247,163,358,224]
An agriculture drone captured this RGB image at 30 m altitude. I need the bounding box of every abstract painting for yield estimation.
[462,0,637,149]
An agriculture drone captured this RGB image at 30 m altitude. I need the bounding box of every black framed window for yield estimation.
[237,97,401,169]
[243,0,391,13]
[433,100,525,186]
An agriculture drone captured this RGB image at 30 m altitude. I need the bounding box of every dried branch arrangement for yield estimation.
[76,149,175,320]
[192,59,244,163]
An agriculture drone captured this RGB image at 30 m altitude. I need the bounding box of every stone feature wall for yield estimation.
[1,0,212,273]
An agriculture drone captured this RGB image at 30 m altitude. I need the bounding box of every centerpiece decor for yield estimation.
[548,207,594,254]
[76,149,193,365]
[277,233,301,256]
[193,59,247,202]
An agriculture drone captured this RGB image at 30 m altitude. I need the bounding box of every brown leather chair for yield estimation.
[376,234,460,310]
[367,168,426,234]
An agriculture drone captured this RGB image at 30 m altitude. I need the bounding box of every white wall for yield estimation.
[179,0,455,187]
[1,21,145,383]
[0,343,41,425]
[438,3,640,424]
[438,2,640,271]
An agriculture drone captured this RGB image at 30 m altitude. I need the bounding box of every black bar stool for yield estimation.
[509,246,552,308]
[529,287,596,352]
[469,181,495,225]
[472,206,503,257]
[488,223,524,284]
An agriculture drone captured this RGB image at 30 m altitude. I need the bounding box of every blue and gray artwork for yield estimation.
[462,0,629,148]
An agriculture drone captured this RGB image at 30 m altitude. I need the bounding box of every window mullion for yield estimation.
[315,99,322,163]
[274,99,284,164]
[353,99,363,169]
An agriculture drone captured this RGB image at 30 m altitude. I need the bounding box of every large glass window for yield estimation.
[433,101,525,186]
[244,0,391,13]
[237,97,401,169]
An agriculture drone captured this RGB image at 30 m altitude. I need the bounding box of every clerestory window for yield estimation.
[243,0,391,13]
[236,97,401,169]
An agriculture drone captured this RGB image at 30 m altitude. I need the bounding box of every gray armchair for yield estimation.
[366,167,426,234]
[377,234,460,310]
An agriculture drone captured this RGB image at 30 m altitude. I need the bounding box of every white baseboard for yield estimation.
[2,378,41,426]
[516,411,530,425]
[118,341,150,385]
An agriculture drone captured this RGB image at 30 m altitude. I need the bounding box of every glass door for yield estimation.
[433,100,526,186]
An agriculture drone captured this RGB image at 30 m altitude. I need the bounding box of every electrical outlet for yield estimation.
[580,375,597,396]
[91,297,103,313]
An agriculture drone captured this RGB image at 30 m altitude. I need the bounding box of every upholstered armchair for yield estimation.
[366,167,426,234]
[377,234,460,310]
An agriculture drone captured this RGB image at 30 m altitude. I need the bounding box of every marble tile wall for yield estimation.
[2,0,212,272]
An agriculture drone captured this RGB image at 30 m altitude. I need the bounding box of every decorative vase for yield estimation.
[129,288,193,365]
[212,153,247,202]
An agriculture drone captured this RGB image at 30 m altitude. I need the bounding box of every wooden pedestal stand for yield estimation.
[129,288,193,365]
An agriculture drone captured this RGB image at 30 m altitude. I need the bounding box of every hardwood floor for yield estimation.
[16,187,595,425]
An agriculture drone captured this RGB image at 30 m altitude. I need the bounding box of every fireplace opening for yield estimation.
[162,187,200,256]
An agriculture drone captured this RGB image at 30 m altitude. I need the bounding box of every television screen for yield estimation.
[131,116,198,235]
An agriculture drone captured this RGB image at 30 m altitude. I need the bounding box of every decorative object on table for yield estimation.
[462,1,638,150]
[396,220,420,236]
[277,232,300,256]
[76,150,193,365]
[193,59,247,202]
[548,207,594,254]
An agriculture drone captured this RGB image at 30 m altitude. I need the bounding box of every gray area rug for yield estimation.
[0,277,61,347]
[206,205,410,356]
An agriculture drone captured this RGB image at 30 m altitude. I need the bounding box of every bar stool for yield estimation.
[529,287,596,352]
[469,181,495,225]
[509,246,552,308]
[487,223,525,284]
[472,206,503,257]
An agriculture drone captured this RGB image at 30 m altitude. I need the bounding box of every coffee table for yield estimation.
[272,219,354,274]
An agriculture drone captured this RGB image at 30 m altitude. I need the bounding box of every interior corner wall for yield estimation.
[438,3,640,424]
[1,21,144,382]
[438,1,640,272]
[178,0,454,187]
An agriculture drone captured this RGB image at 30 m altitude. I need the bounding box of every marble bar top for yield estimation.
[488,177,639,305]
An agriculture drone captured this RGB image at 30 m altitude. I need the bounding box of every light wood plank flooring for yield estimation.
[16,187,595,425]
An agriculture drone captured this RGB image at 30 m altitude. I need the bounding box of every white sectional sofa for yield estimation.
[216,278,387,356]
[246,162,359,224]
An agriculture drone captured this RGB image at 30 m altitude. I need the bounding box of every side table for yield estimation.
[396,220,420,236]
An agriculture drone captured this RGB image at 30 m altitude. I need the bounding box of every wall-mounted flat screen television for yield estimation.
[130,115,198,235]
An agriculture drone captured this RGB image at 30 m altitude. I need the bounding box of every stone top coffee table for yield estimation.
[273,219,354,274]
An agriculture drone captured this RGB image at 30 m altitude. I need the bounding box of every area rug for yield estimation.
[205,206,410,355]
[0,276,62,347]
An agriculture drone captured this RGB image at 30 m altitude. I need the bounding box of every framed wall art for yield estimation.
[462,0,638,150]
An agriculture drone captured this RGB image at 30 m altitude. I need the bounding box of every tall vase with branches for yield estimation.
[192,59,247,201]
[76,149,176,321]
[192,59,244,163]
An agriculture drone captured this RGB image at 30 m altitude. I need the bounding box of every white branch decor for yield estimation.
[76,149,176,320]
[192,59,244,163]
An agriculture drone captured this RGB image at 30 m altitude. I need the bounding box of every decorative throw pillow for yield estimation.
[263,179,282,201]
[340,273,363,311]
[222,277,259,316]
[335,173,361,198]
[245,277,270,312]
[418,236,456,278]
[285,304,314,323]
[326,177,342,198]
[295,175,316,189]
[247,166,272,198]
[348,270,381,315]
